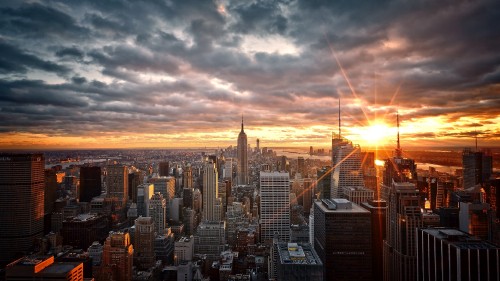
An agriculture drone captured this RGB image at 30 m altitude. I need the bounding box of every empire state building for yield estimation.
[237,117,248,185]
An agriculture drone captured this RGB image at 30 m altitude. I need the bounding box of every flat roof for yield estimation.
[42,263,79,274]
[422,228,499,250]
[277,243,322,266]
[315,200,369,214]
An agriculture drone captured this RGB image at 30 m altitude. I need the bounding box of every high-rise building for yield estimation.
[280,156,288,173]
[137,183,154,217]
[237,117,249,185]
[80,166,101,203]
[149,192,166,234]
[153,176,175,203]
[343,186,374,205]
[331,139,364,199]
[317,166,332,199]
[383,181,423,281]
[275,242,323,281]
[174,236,194,264]
[203,161,220,221]
[159,161,170,177]
[44,169,58,215]
[0,153,44,266]
[134,217,156,269]
[459,201,492,240]
[314,199,372,281]
[260,171,290,243]
[101,231,134,281]
[128,170,142,203]
[60,213,109,250]
[462,148,493,189]
[154,231,175,264]
[302,178,313,215]
[297,156,306,178]
[105,165,129,207]
[416,227,500,281]
[182,164,193,189]
[194,221,226,262]
[88,241,103,266]
[361,199,387,281]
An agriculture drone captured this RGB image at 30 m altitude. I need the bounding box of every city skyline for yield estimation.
[0,1,499,149]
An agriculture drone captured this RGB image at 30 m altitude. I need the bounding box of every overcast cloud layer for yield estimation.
[0,0,499,148]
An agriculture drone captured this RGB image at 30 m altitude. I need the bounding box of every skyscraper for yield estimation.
[297,156,305,178]
[159,161,170,177]
[0,153,45,266]
[462,148,493,189]
[203,160,220,221]
[101,231,134,281]
[182,164,193,189]
[260,171,290,243]
[314,199,372,281]
[134,217,156,269]
[149,192,166,234]
[331,139,364,199]
[383,181,423,281]
[317,166,332,199]
[416,227,500,281]
[105,164,129,207]
[237,117,249,185]
[79,166,101,203]
[362,199,388,281]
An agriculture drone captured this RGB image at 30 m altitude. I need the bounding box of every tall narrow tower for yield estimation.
[237,116,249,185]
[203,160,220,221]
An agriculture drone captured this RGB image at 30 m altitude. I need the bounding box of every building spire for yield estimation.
[396,110,402,158]
[241,114,244,132]
[338,98,341,139]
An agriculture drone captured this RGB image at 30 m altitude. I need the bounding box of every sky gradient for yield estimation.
[0,0,499,150]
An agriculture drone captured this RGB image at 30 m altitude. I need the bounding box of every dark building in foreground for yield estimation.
[314,199,372,281]
[276,242,323,281]
[79,166,101,202]
[362,199,387,281]
[417,227,500,281]
[0,153,45,266]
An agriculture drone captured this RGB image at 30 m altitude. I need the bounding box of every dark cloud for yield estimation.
[0,0,499,146]
[0,41,70,76]
[55,47,84,60]
[0,3,89,40]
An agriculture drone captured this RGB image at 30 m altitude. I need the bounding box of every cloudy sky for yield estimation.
[0,0,499,149]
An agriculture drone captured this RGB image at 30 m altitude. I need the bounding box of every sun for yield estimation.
[351,121,395,148]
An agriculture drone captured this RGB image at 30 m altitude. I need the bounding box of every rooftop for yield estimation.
[316,199,369,214]
[277,242,322,266]
[422,228,499,250]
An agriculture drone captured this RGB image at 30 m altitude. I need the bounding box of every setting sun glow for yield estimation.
[350,122,395,148]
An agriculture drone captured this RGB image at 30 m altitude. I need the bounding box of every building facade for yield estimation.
[260,171,291,243]
[203,161,220,222]
[416,228,500,281]
[313,199,372,281]
[79,166,101,203]
[105,165,129,207]
[0,153,45,266]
